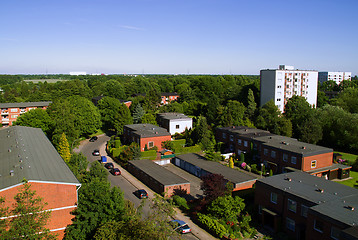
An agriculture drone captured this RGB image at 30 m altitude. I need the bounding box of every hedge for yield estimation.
[197,213,227,238]
[113,139,121,148]
[172,195,189,210]
[140,150,157,159]
[172,139,186,150]
[111,146,126,158]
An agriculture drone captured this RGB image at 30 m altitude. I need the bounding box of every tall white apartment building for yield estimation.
[318,71,351,85]
[260,65,318,112]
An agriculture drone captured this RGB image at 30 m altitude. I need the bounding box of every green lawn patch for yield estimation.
[334,151,358,165]
[337,171,358,189]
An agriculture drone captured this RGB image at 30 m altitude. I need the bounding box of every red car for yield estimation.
[110,168,121,176]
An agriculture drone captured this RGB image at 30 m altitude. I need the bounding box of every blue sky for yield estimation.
[1,0,357,75]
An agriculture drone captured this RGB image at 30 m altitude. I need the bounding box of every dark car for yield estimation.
[89,136,98,142]
[135,189,148,199]
[92,149,100,156]
[170,220,191,234]
[110,168,121,176]
[104,162,114,169]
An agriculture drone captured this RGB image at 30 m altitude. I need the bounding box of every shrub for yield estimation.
[197,213,228,238]
[172,195,190,210]
[114,139,121,148]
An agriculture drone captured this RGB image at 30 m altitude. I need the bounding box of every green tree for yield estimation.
[331,87,358,114]
[132,103,146,124]
[67,153,88,181]
[246,88,256,119]
[192,116,215,150]
[103,80,126,99]
[89,161,109,182]
[57,132,71,163]
[229,157,234,168]
[141,113,157,125]
[2,183,56,240]
[64,179,125,240]
[97,97,133,133]
[207,195,245,222]
[13,108,54,136]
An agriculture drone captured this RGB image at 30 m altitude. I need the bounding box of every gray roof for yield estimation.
[125,124,170,138]
[129,160,189,186]
[257,171,358,226]
[254,134,332,157]
[0,126,80,190]
[0,101,52,109]
[306,163,351,174]
[157,113,192,121]
[176,153,257,184]
[217,126,273,140]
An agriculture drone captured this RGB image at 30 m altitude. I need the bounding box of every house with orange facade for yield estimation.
[0,101,52,126]
[122,124,171,152]
[216,126,351,180]
[0,126,80,239]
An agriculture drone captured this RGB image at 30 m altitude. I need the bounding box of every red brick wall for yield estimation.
[305,214,342,240]
[302,152,333,172]
[0,182,78,239]
[233,180,256,191]
[140,135,171,151]
[164,183,190,197]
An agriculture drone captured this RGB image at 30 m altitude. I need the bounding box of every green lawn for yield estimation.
[334,151,357,165]
[337,171,358,188]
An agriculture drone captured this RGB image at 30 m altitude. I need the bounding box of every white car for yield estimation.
[170,220,191,234]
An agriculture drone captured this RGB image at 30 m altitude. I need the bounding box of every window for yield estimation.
[288,199,297,213]
[238,139,242,145]
[283,154,288,162]
[258,205,262,215]
[271,151,276,158]
[311,160,317,168]
[314,219,324,233]
[148,141,154,148]
[11,115,18,119]
[176,125,180,129]
[230,135,234,141]
[277,98,281,102]
[286,217,295,231]
[291,156,297,164]
[264,148,268,156]
[331,227,340,240]
[270,192,277,204]
[301,205,308,218]
[10,108,17,112]
[244,141,248,147]
[277,85,282,88]
[223,133,226,139]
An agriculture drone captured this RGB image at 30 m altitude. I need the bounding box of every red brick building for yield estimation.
[0,101,52,127]
[216,126,350,180]
[0,126,80,239]
[255,171,358,240]
[160,92,179,105]
[123,124,171,151]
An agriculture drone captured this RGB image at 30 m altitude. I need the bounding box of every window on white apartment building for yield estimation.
[314,219,324,233]
[238,139,242,145]
[148,141,154,148]
[264,148,268,156]
[286,217,295,232]
[283,154,288,162]
[301,205,308,218]
[277,98,281,102]
[271,150,276,158]
[311,160,317,168]
[331,227,340,240]
[287,199,297,213]
[223,133,226,139]
[176,125,180,129]
[10,108,17,112]
[270,192,277,204]
[230,135,234,141]
[244,141,248,147]
[291,156,297,164]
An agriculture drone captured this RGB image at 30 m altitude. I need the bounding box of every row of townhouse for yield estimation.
[0,126,80,239]
[0,101,51,127]
[255,171,358,240]
[216,126,351,180]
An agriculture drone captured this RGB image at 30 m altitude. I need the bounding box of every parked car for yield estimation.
[89,136,98,142]
[135,189,148,199]
[110,168,121,176]
[92,149,100,156]
[104,162,114,169]
[170,220,191,234]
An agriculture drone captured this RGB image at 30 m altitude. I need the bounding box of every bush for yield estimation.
[172,139,186,150]
[197,213,228,238]
[114,139,121,148]
[172,195,189,211]
[111,146,125,158]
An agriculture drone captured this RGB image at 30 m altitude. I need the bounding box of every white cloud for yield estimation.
[120,25,144,31]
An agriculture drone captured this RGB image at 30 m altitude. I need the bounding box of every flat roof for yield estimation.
[157,113,191,121]
[176,153,257,184]
[0,101,52,109]
[129,160,189,186]
[125,124,170,138]
[0,126,80,190]
[257,171,358,226]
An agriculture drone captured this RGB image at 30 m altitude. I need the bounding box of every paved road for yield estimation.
[75,135,209,240]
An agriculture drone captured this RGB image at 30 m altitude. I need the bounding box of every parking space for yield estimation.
[162,163,204,199]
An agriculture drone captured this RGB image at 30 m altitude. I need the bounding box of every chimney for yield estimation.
[10,170,14,176]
